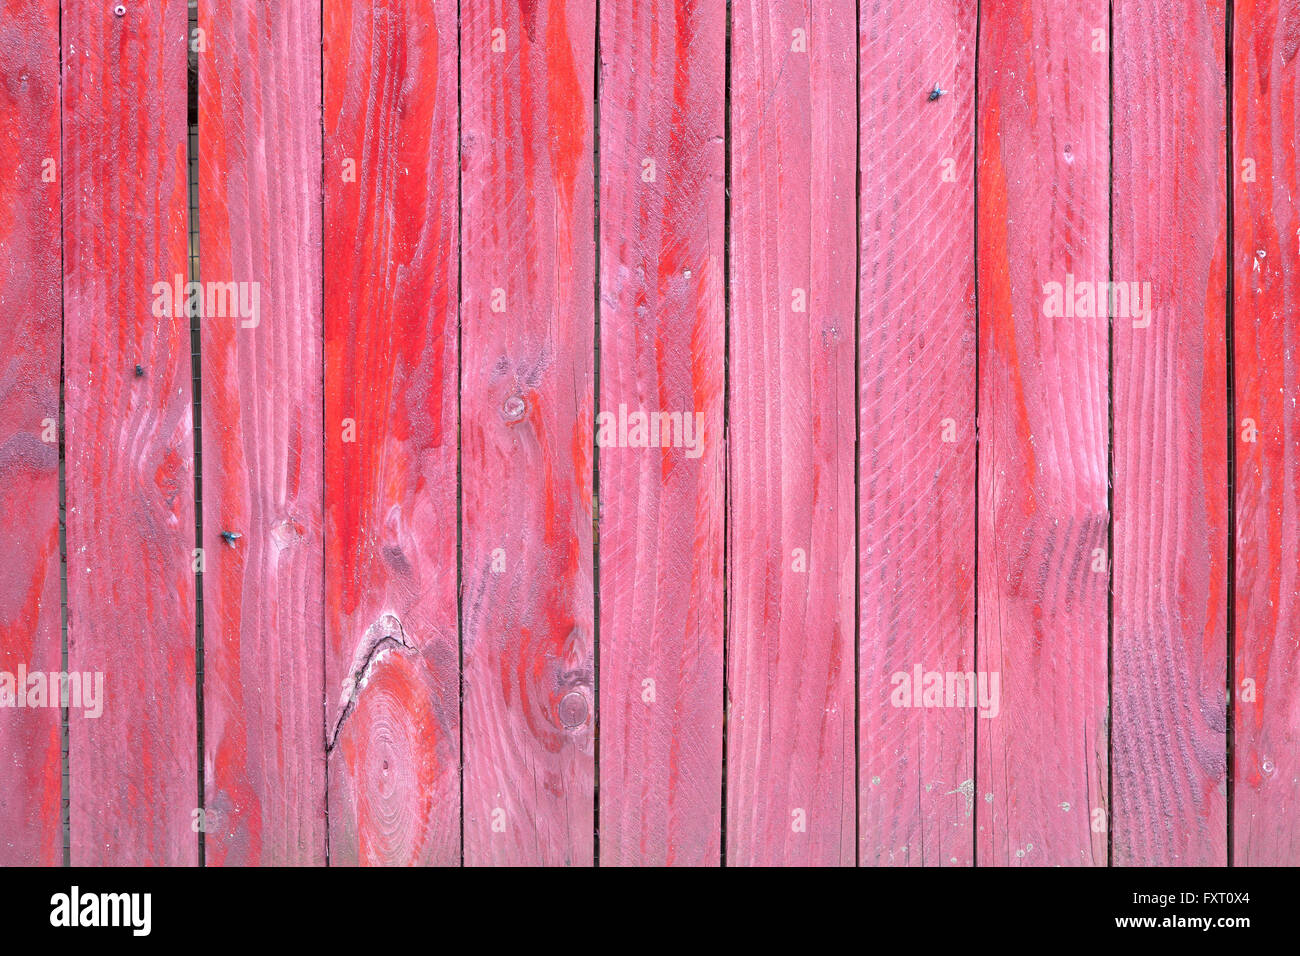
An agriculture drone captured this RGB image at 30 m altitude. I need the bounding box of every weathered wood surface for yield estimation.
[858,0,978,867]
[1112,0,1228,867]
[9,0,1300,868]
[0,0,63,867]
[460,0,597,866]
[975,0,1110,866]
[1232,0,1300,868]
[729,0,856,866]
[597,0,725,867]
[324,0,461,867]
[200,0,326,866]
[63,0,197,866]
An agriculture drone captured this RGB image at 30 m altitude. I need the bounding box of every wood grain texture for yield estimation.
[596,0,724,868]
[1111,0,1228,867]
[858,0,977,867]
[0,0,62,867]
[200,0,325,866]
[324,0,461,866]
[460,0,596,866]
[728,0,855,866]
[62,0,196,866]
[1233,0,1300,867]
[976,0,1109,866]
[14,0,1300,869]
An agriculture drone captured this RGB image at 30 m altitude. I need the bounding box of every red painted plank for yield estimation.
[200,0,325,866]
[728,0,855,866]
[460,0,596,866]
[1112,0,1227,866]
[323,0,460,866]
[0,0,62,867]
[596,0,724,868]
[62,0,196,865]
[858,0,977,867]
[1233,0,1300,866]
[976,0,1109,866]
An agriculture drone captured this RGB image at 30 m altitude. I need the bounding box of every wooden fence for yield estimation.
[0,0,1296,866]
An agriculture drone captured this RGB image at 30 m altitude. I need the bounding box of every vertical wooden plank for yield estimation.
[0,0,62,867]
[63,0,196,865]
[728,0,855,866]
[596,0,724,868]
[1233,0,1300,866]
[461,0,596,866]
[200,0,325,865]
[323,0,460,866]
[858,0,977,866]
[1112,0,1227,866]
[976,0,1109,866]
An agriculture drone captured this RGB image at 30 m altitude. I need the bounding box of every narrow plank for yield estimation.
[0,0,62,866]
[461,0,597,866]
[728,0,855,866]
[323,0,461,866]
[858,0,978,866]
[1111,0,1227,866]
[1233,0,1300,866]
[596,0,724,867]
[199,0,325,865]
[62,0,196,865]
[975,0,1109,866]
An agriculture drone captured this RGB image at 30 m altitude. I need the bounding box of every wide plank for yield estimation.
[1232,0,1300,867]
[63,0,197,866]
[975,0,1109,866]
[323,0,461,866]
[1111,0,1228,866]
[200,0,326,866]
[596,0,725,867]
[858,0,978,866]
[729,0,856,866]
[460,0,597,866]
[0,0,62,867]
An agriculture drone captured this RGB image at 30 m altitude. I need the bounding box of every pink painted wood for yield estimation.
[324,0,461,866]
[460,0,597,866]
[858,0,978,866]
[0,0,63,867]
[1111,0,1228,866]
[62,0,197,866]
[596,0,725,867]
[200,0,326,866]
[976,0,1109,866]
[728,0,857,866]
[1232,0,1300,867]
